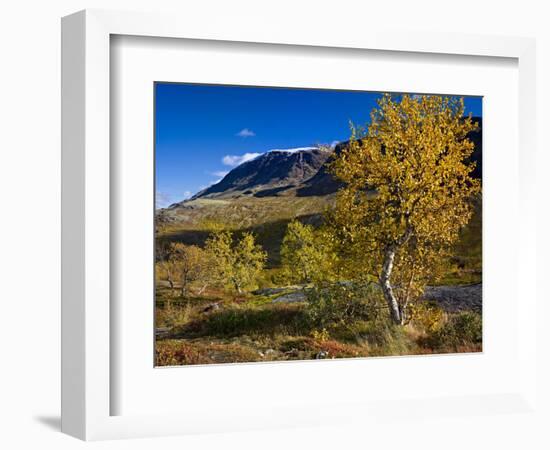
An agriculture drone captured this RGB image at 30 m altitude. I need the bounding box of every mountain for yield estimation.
[296,141,346,196]
[190,147,333,200]
[167,117,482,207]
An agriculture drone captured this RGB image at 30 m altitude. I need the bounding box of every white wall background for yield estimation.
[0,1,548,449]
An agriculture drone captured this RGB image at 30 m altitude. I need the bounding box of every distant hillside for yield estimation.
[157,195,335,267]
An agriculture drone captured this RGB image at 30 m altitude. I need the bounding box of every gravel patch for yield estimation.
[423,283,482,312]
[267,283,483,312]
[271,291,307,303]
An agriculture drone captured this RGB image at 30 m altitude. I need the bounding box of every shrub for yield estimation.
[311,328,331,342]
[425,311,482,351]
[305,282,381,328]
[155,341,203,366]
[357,316,411,355]
[156,302,193,328]
[182,303,308,338]
[155,340,262,366]
[409,300,445,333]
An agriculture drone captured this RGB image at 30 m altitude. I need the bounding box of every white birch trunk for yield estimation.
[380,246,403,325]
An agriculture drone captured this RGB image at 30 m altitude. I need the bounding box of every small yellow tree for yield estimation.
[204,230,233,287]
[281,220,336,284]
[205,230,267,294]
[170,243,209,297]
[156,240,178,293]
[155,258,179,292]
[231,233,267,294]
[328,94,480,324]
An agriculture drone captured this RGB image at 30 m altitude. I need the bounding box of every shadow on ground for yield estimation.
[34,415,61,431]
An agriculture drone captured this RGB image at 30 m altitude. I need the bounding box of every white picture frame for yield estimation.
[61,9,538,441]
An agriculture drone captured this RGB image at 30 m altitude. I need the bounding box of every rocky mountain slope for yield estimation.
[191,147,333,200]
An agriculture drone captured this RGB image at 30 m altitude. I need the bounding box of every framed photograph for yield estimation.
[62,9,538,441]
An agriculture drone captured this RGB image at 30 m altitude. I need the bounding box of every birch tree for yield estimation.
[281,220,336,284]
[328,94,480,324]
[205,230,267,294]
[170,243,208,297]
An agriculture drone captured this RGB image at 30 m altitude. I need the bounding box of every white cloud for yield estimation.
[236,128,256,137]
[155,191,172,208]
[222,152,262,167]
[208,170,229,178]
[156,190,193,208]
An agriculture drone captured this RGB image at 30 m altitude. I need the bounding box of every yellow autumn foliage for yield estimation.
[326,94,480,323]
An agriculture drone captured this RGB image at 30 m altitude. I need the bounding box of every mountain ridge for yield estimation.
[186,146,333,202]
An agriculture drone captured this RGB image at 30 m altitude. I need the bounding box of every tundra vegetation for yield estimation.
[155,94,482,366]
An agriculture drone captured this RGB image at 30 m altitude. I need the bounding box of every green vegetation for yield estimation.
[280,220,336,284]
[155,285,481,366]
[155,94,482,365]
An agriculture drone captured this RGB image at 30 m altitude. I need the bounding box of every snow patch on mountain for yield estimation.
[267,146,318,154]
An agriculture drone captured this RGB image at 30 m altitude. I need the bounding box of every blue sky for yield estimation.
[155,83,482,208]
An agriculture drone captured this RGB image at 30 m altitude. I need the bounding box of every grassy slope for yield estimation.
[159,195,334,267]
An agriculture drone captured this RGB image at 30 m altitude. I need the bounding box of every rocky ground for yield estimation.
[254,283,483,312]
[423,283,482,312]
